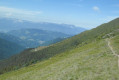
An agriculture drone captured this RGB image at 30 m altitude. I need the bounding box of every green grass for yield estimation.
[0,39,119,80]
[110,35,119,55]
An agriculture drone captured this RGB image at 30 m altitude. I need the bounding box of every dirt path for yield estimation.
[106,38,119,68]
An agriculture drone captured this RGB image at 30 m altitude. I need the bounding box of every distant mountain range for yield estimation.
[0,18,86,60]
[0,30,68,60]
[0,32,26,47]
[7,29,70,48]
[0,18,86,35]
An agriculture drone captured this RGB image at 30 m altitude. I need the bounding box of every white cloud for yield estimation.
[0,6,42,20]
[93,6,100,12]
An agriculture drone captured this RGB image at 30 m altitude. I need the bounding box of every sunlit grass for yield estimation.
[110,35,119,55]
[0,39,119,80]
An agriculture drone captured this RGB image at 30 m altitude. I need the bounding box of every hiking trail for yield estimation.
[106,38,119,68]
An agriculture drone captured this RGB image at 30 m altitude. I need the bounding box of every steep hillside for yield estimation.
[0,18,86,35]
[0,18,119,74]
[110,35,119,55]
[0,39,119,80]
[0,38,24,60]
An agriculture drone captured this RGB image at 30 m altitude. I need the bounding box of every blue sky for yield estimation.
[0,0,119,29]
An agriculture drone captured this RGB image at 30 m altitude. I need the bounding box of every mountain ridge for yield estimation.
[0,18,86,35]
[7,28,70,48]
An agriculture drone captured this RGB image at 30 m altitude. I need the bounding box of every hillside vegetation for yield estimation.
[0,38,24,60]
[110,35,119,55]
[0,18,119,76]
[0,39,119,80]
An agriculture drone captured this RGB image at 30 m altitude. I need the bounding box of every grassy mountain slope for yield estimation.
[0,38,24,60]
[110,35,119,55]
[0,38,119,80]
[0,18,119,74]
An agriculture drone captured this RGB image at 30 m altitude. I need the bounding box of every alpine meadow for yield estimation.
[0,0,119,80]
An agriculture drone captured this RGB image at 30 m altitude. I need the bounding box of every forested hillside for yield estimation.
[0,18,119,74]
[0,32,31,48]
[0,38,24,60]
